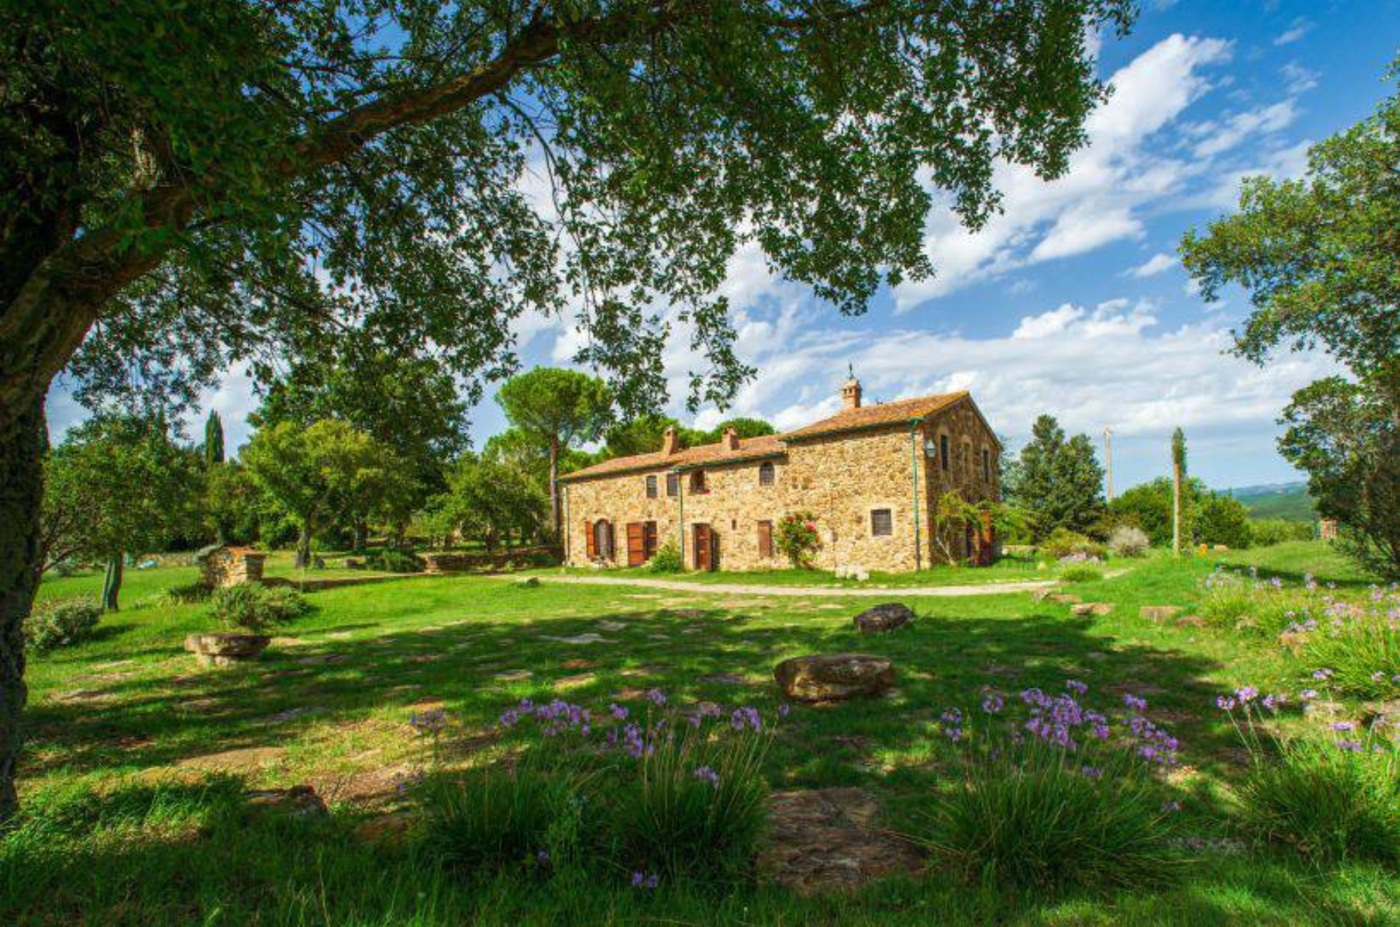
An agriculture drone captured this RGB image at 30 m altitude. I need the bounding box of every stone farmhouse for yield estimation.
[560,378,1001,573]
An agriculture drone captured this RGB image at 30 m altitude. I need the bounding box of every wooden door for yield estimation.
[757,520,773,559]
[626,522,646,567]
[584,519,597,559]
[643,521,658,560]
[692,523,716,571]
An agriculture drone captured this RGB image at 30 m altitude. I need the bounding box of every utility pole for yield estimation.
[1103,428,1114,501]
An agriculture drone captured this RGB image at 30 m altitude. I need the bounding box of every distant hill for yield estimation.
[1223,481,1316,522]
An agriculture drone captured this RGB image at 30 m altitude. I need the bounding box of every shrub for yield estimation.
[1061,566,1104,583]
[1249,519,1314,547]
[1219,690,1399,864]
[1108,525,1151,558]
[1197,567,1300,637]
[366,547,425,573]
[162,583,212,606]
[775,512,821,568]
[923,681,1186,894]
[647,540,684,573]
[1040,528,1105,560]
[25,596,101,651]
[417,758,587,876]
[207,584,311,632]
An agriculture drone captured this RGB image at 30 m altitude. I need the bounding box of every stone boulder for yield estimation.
[1070,602,1114,618]
[774,654,894,703]
[185,632,271,667]
[244,785,328,820]
[853,603,914,634]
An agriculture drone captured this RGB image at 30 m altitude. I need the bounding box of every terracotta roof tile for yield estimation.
[560,392,969,482]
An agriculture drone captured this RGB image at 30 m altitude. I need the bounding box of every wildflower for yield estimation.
[1312,669,1333,680]
[1124,694,1148,712]
[1216,695,1237,711]
[1331,721,1355,732]
[1065,679,1089,695]
[1299,689,1318,701]
[1372,671,1386,682]
[1336,740,1362,753]
[693,765,720,787]
[631,871,659,889]
[1235,686,1258,703]
[645,688,667,706]
[498,708,520,728]
[730,706,762,732]
[1079,765,1103,779]
[778,702,791,718]
[940,707,963,725]
[1262,693,1287,712]
[537,849,550,865]
[982,694,1004,714]
[1162,800,1182,812]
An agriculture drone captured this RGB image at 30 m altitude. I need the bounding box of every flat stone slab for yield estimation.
[1140,605,1183,622]
[245,785,328,820]
[542,633,612,645]
[265,705,328,725]
[853,603,914,634]
[759,788,921,894]
[1070,602,1114,617]
[774,654,894,703]
[185,632,270,667]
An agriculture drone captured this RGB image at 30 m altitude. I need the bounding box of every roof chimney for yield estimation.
[661,426,681,456]
[722,426,740,450]
[841,377,862,410]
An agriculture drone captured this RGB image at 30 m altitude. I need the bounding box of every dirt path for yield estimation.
[501,574,1057,598]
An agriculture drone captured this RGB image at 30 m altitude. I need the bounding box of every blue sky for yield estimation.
[47,0,1399,491]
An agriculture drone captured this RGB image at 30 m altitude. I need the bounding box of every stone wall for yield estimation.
[920,401,1001,564]
[197,546,266,588]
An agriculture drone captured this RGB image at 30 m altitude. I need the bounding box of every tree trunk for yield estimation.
[101,555,123,612]
[295,523,312,569]
[353,519,368,552]
[1172,462,1182,557]
[0,395,44,827]
[548,437,560,542]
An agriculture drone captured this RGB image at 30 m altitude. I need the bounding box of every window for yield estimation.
[871,508,893,537]
[939,434,950,471]
[982,448,991,483]
[590,519,614,560]
[758,461,775,486]
[645,474,658,498]
[666,472,679,497]
[689,470,708,494]
[757,520,774,558]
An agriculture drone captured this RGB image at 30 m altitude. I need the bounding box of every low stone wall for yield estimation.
[198,547,266,588]
[421,547,559,573]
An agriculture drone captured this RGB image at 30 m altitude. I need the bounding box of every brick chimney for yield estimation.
[661,426,681,456]
[722,426,740,450]
[841,377,862,410]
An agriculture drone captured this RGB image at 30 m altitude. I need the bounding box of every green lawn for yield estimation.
[1216,539,1381,588]
[5,542,1395,924]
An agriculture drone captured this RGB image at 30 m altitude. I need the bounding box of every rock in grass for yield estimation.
[1175,615,1207,629]
[244,784,328,820]
[184,632,270,667]
[1070,602,1114,618]
[853,603,914,634]
[774,654,894,703]
[1140,605,1182,623]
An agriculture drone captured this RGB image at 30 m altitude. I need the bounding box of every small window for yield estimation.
[689,470,708,494]
[666,473,679,497]
[757,520,774,558]
[758,461,775,486]
[645,474,658,498]
[871,508,893,537]
[939,434,950,471]
[982,448,991,483]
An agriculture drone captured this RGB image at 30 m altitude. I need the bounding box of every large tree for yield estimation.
[1004,415,1106,541]
[1181,66,1398,578]
[0,0,1134,821]
[497,368,613,538]
[203,411,224,468]
[41,416,196,609]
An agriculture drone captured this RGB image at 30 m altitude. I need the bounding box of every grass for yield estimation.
[1217,540,1378,588]
[5,541,1396,923]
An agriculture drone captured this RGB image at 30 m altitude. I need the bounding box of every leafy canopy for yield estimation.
[1004,415,1105,541]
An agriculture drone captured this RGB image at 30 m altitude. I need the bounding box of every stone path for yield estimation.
[489,574,1056,598]
[759,788,922,894]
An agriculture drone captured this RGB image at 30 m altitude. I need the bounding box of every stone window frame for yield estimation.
[981,447,992,483]
[645,474,658,498]
[870,507,895,538]
[689,469,710,494]
[666,472,680,497]
[939,433,950,471]
[758,460,775,486]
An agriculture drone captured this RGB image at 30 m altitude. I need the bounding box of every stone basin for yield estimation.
[185,632,271,667]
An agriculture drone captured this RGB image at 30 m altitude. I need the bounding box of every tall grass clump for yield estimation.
[1289,584,1400,699]
[922,681,1187,894]
[412,691,774,891]
[1109,525,1151,558]
[1218,687,1399,865]
[24,595,102,651]
[1060,565,1104,583]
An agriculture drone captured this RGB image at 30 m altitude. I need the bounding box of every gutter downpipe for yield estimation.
[909,419,923,572]
[562,485,569,565]
[676,471,686,564]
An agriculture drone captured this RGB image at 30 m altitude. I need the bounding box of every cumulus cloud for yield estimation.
[1129,253,1179,278]
[1273,18,1313,46]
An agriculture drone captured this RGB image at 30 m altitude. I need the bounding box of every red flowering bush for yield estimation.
[775,512,821,567]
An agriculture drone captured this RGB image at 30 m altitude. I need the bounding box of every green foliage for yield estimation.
[698,418,775,444]
[1004,415,1105,541]
[203,411,224,468]
[1248,519,1315,546]
[161,583,211,606]
[1039,528,1105,560]
[1302,619,1399,701]
[647,540,684,574]
[433,454,549,551]
[1233,484,1316,522]
[201,462,262,545]
[25,596,102,652]
[417,759,585,877]
[1108,525,1151,558]
[1197,494,1253,550]
[1061,566,1104,583]
[775,513,821,568]
[364,548,425,574]
[1111,478,1253,549]
[207,584,310,633]
[927,739,1184,895]
[1182,74,1400,581]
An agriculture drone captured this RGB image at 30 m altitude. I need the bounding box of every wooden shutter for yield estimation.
[605,521,615,559]
[757,521,773,559]
[626,522,646,566]
[643,521,658,559]
[585,520,596,558]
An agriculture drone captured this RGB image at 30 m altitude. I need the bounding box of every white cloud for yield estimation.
[1192,100,1297,158]
[1273,18,1313,46]
[893,34,1232,310]
[1129,253,1178,278]
[1281,61,1319,95]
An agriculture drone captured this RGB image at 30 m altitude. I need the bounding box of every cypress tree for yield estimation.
[204,411,225,468]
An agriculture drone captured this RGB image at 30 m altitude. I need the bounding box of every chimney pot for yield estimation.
[722,426,740,450]
[841,378,863,410]
[661,427,681,456]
